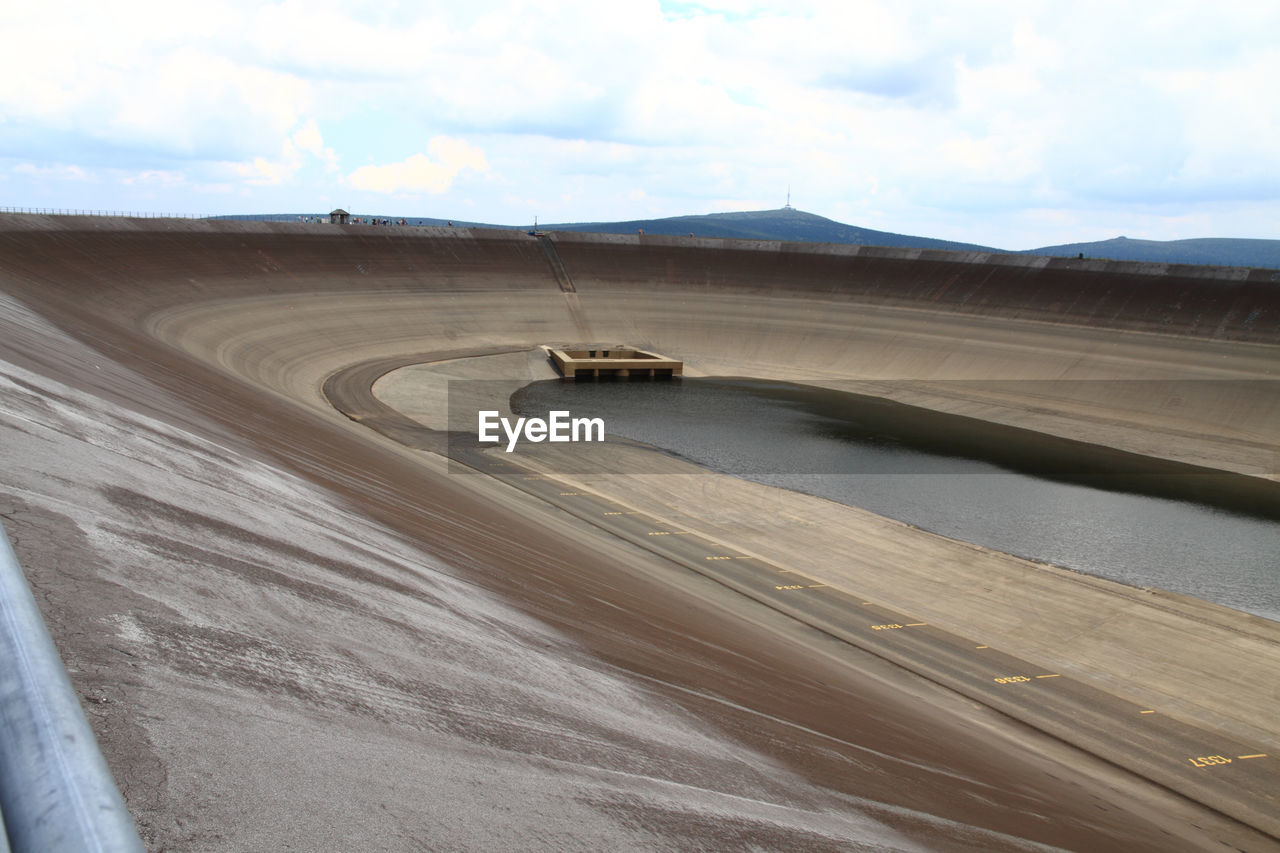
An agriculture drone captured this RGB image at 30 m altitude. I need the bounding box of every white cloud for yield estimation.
[290,120,340,172]
[346,137,489,194]
[224,118,339,186]
[13,163,91,181]
[233,157,293,187]
[3,0,1279,243]
[0,2,309,160]
[121,169,186,187]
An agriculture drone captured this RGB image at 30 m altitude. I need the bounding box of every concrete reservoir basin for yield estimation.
[0,215,1278,851]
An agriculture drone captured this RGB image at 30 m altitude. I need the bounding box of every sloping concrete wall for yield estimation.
[3,216,1278,341]
[2,215,1278,850]
[552,230,1280,340]
[3,215,1275,477]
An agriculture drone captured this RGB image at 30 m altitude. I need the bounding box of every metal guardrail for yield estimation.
[0,207,322,221]
[0,526,143,853]
[0,207,450,226]
[0,206,208,219]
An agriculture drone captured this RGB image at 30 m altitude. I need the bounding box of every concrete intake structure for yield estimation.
[0,215,1277,852]
[546,345,683,379]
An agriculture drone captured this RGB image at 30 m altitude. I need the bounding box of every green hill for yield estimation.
[239,208,1280,269]
[1019,236,1280,269]
[538,209,1280,269]
[540,207,1002,253]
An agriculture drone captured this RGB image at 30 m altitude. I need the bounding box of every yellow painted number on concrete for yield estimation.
[1187,755,1233,767]
[872,624,904,631]
[776,584,804,590]
[705,556,732,561]
[994,676,1031,684]
[647,531,670,536]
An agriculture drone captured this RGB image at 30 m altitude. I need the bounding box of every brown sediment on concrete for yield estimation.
[1,214,1278,851]
[555,230,1280,341]
[365,350,1280,829]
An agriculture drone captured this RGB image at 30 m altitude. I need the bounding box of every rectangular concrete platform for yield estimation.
[547,345,682,380]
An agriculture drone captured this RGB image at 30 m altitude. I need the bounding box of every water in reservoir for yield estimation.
[511,377,1280,623]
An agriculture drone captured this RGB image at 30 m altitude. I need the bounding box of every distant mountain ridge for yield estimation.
[539,208,1001,254]
[237,208,1280,269]
[1018,235,1280,269]
[536,208,1280,269]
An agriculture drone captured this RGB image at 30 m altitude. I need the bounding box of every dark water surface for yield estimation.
[512,378,1280,623]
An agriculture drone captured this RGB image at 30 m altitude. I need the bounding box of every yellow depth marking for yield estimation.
[975,645,989,649]
[1187,755,1234,767]
[905,622,927,627]
[776,584,804,590]
[647,531,671,536]
[1140,710,1155,714]
[603,511,623,515]
[705,556,732,561]
[1035,674,1061,679]
[1239,754,1268,760]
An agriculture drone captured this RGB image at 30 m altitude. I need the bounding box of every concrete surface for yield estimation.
[1,215,1278,851]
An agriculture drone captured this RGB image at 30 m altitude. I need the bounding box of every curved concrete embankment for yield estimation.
[1,215,1278,851]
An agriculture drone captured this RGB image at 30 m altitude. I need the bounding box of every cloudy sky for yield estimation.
[3,1,1277,248]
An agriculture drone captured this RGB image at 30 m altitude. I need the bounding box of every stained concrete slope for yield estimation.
[1,215,1277,851]
[555,230,1280,340]
[374,349,1280,746]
